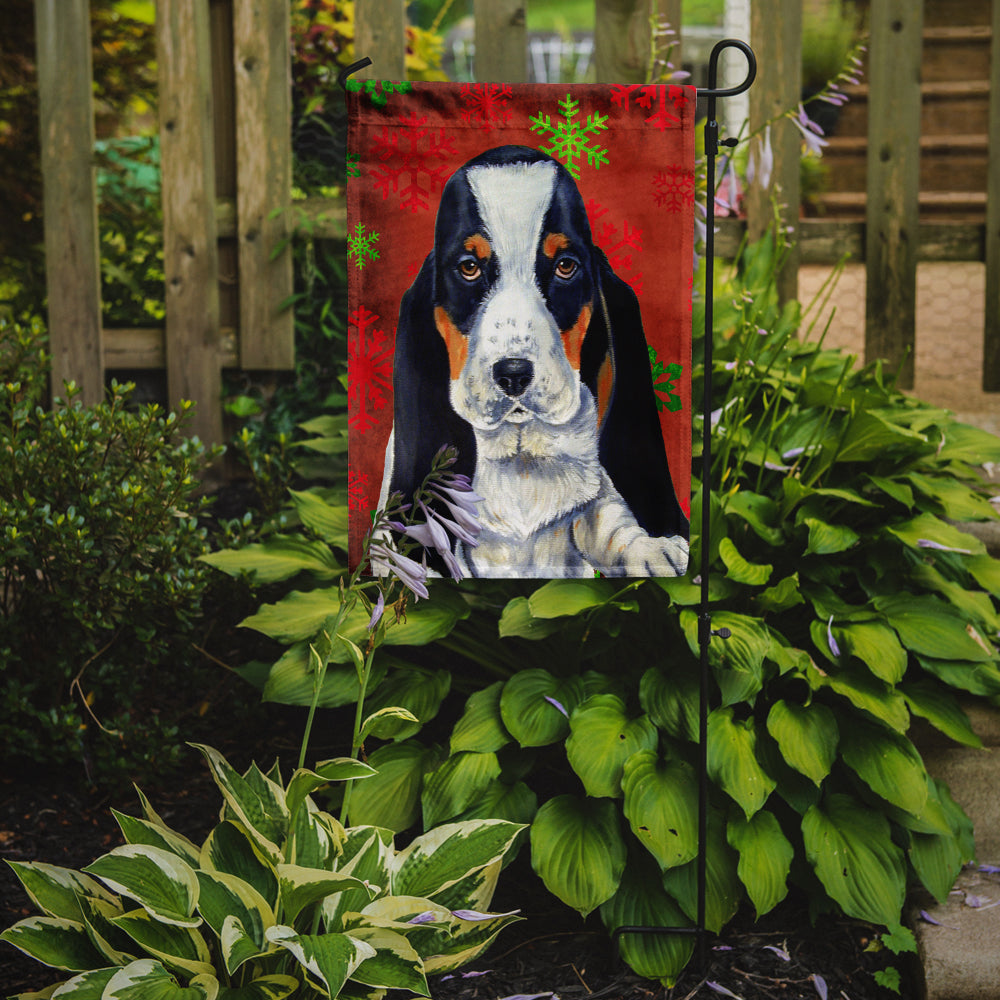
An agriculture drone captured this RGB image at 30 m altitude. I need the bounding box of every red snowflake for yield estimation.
[348,306,394,432]
[611,83,689,130]
[652,166,695,213]
[369,112,458,212]
[460,83,513,128]
[347,470,370,513]
[586,199,644,297]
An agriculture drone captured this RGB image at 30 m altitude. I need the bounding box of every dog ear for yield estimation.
[588,251,688,539]
[388,253,477,506]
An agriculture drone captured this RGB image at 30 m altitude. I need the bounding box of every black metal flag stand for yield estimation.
[340,40,758,974]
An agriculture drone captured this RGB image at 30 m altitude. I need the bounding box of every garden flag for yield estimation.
[346,81,695,579]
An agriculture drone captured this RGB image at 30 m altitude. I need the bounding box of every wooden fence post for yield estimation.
[983,0,1000,390]
[864,0,923,390]
[354,0,406,80]
[474,0,527,82]
[157,0,223,445]
[594,0,651,84]
[233,0,294,370]
[746,0,801,305]
[34,0,104,405]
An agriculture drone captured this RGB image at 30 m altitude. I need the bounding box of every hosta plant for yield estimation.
[1,744,523,999]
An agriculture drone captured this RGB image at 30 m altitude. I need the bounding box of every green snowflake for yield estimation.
[345,78,413,108]
[346,152,360,178]
[530,93,609,179]
[649,345,683,413]
[348,222,380,269]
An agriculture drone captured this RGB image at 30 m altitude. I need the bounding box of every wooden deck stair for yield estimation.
[815,1,993,221]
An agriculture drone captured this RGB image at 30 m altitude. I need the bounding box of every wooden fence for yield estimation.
[33,0,1000,445]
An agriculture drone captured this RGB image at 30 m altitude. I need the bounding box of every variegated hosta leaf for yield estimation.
[421,751,502,829]
[621,751,699,871]
[345,926,429,995]
[190,745,287,863]
[599,853,694,987]
[450,681,511,754]
[46,966,118,997]
[285,760,375,824]
[529,795,626,917]
[499,669,585,747]
[0,916,107,972]
[110,908,214,979]
[391,820,524,901]
[288,802,344,870]
[765,700,838,786]
[802,793,906,926]
[323,829,393,931]
[200,822,278,910]
[706,707,776,819]
[214,974,299,1000]
[83,845,200,928]
[361,668,452,741]
[726,810,793,917]
[265,926,376,998]
[102,958,218,999]
[195,871,274,974]
[566,695,658,799]
[420,860,501,918]
[276,864,375,925]
[77,894,136,966]
[422,907,522,975]
[4,861,118,922]
[112,810,202,868]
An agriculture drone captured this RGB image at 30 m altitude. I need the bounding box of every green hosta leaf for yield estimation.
[906,473,998,521]
[103,959,218,1000]
[0,916,107,971]
[718,537,773,585]
[347,740,442,832]
[359,706,421,742]
[755,573,805,614]
[866,474,914,509]
[909,828,965,905]
[600,853,694,987]
[530,795,626,917]
[935,421,1000,464]
[724,490,784,545]
[707,708,776,818]
[200,535,342,583]
[111,908,214,978]
[727,811,793,917]
[497,596,564,639]
[450,682,511,754]
[216,975,299,1000]
[393,820,524,900]
[112,812,201,868]
[527,579,617,617]
[5,862,118,923]
[886,512,985,557]
[421,751,502,828]
[839,718,928,816]
[288,488,349,544]
[621,751,698,871]
[277,865,374,925]
[911,562,1000,633]
[901,680,982,748]
[661,810,741,933]
[810,662,910,732]
[190,746,287,862]
[967,553,1000,597]
[264,926,375,997]
[835,410,927,463]
[453,779,538,827]
[765,700,838,786]
[803,517,859,556]
[83,846,200,928]
[565,695,658,798]
[261,643,386,709]
[362,667,451,740]
[681,610,770,706]
[499,670,584,747]
[200,822,278,910]
[916,655,1000,697]
[875,594,995,662]
[195,871,273,974]
[802,793,906,926]
[639,664,699,742]
[346,926,428,994]
[835,621,907,684]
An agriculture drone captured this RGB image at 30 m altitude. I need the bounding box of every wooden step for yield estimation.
[921,0,992,28]
[813,190,987,222]
[922,25,993,83]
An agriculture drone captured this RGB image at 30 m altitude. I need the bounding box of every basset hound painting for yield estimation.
[347,83,695,579]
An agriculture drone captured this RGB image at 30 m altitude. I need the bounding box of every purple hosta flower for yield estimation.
[917,538,973,555]
[395,500,466,580]
[451,908,521,921]
[715,158,741,215]
[763,944,791,962]
[707,983,742,999]
[979,864,1000,874]
[812,974,828,1000]
[426,480,483,545]
[791,104,829,157]
[368,542,429,600]
[747,124,774,191]
[407,911,438,925]
[441,970,493,982]
[827,615,842,658]
[544,695,569,718]
[367,590,385,631]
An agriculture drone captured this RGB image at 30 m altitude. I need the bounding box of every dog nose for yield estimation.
[493,358,534,397]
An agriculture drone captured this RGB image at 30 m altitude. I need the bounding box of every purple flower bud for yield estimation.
[827,616,841,658]
[544,695,569,718]
[368,542,429,600]
[367,590,385,631]
[407,911,438,925]
[812,974,828,1000]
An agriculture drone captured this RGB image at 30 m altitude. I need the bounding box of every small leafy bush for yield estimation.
[0,317,219,782]
[1,743,524,998]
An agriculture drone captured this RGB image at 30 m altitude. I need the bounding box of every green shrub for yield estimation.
[0,317,220,783]
[1,743,524,998]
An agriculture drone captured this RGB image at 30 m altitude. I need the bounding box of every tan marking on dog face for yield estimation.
[543,232,570,259]
[435,306,468,380]
[464,233,492,260]
[596,353,613,426]
[560,303,593,371]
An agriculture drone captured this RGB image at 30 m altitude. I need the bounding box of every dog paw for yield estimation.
[621,533,689,577]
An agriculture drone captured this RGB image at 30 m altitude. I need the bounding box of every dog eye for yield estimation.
[555,257,578,279]
[458,259,482,281]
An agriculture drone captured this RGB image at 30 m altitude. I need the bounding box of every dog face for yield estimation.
[432,150,601,449]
